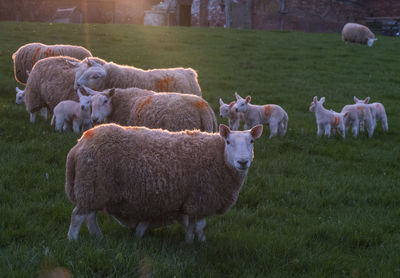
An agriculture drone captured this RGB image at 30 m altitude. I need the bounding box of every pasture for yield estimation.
[1,21,400,277]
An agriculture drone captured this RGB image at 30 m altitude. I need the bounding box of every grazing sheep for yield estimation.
[23,56,85,123]
[15,87,48,120]
[66,123,263,242]
[50,89,92,133]
[341,101,375,138]
[219,98,243,131]
[233,92,288,138]
[82,86,217,132]
[12,42,92,84]
[309,96,347,138]
[342,23,377,47]
[354,96,388,132]
[72,57,202,97]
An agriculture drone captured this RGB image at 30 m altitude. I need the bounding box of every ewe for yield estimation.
[342,23,377,47]
[66,123,263,242]
[219,98,243,131]
[353,96,388,132]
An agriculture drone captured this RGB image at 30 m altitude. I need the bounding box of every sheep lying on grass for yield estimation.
[24,56,83,123]
[81,86,217,132]
[72,57,202,96]
[15,87,48,120]
[309,96,347,138]
[50,89,92,133]
[219,98,243,131]
[341,101,375,138]
[66,123,263,242]
[342,23,377,47]
[354,96,388,132]
[12,42,92,84]
[233,92,288,138]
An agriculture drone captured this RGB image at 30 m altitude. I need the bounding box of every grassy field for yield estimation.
[1,21,400,277]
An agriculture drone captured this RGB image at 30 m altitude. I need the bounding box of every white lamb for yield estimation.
[309,96,347,138]
[342,23,377,47]
[15,87,48,120]
[233,92,288,138]
[219,98,243,130]
[353,96,388,132]
[341,100,375,138]
[51,89,92,133]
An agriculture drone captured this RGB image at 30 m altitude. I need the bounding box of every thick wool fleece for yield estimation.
[103,88,216,132]
[342,23,375,44]
[65,124,247,228]
[12,43,92,84]
[24,56,82,114]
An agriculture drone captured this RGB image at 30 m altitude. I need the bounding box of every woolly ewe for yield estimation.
[354,96,388,132]
[309,96,347,138]
[219,98,243,131]
[66,123,263,242]
[342,23,377,47]
[82,86,217,132]
[12,42,92,84]
[71,57,202,96]
[233,92,288,138]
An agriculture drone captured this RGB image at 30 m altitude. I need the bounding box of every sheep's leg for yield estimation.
[72,120,81,133]
[30,112,37,123]
[136,221,149,238]
[324,125,331,137]
[185,218,196,243]
[85,211,103,238]
[381,115,388,131]
[55,118,64,132]
[317,124,323,137]
[195,219,206,242]
[40,108,48,120]
[269,122,279,139]
[231,119,240,131]
[351,122,359,137]
[359,121,365,132]
[68,207,89,241]
[366,120,375,138]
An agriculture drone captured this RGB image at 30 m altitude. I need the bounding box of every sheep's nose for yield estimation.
[237,160,249,168]
[81,105,85,110]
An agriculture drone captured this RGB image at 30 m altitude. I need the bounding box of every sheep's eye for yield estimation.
[103,100,108,104]
[226,140,230,145]
[92,75,98,79]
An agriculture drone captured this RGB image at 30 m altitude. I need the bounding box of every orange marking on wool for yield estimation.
[264,105,271,117]
[136,96,153,115]
[193,100,208,109]
[156,77,173,91]
[31,47,41,66]
[82,128,95,139]
[185,130,196,136]
[333,116,340,127]
[43,48,55,57]
[376,103,382,112]
[357,106,365,116]
[123,126,140,131]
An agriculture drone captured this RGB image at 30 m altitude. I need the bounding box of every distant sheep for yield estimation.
[50,89,92,133]
[309,96,347,138]
[66,123,263,242]
[15,87,48,120]
[71,57,202,97]
[342,23,377,47]
[81,86,216,132]
[233,92,288,138]
[12,42,92,84]
[219,98,243,130]
[354,96,388,132]
[341,100,375,138]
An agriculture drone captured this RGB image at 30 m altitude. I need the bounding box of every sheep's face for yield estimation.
[309,96,325,112]
[219,103,230,119]
[15,87,25,104]
[79,95,92,112]
[75,66,106,91]
[90,89,114,124]
[234,92,250,113]
[309,100,316,112]
[367,38,377,47]
[220,124,263,172]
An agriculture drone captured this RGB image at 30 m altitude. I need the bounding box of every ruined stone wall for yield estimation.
[363,0,400,17]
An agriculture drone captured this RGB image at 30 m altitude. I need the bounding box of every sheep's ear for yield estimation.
[245,96,251,103]
[82,85,97,96]
[354,96,360,103]
[77,88,84,98]
[219,124,231,139]
[67,60,80,67]
[250,124,263,139]
[313,96,318,103]
[364,97,370,104]
[235,92,242,100]
[16,87,24,94]
[229,101,235,108]
[107,88,115,98]
[219,98,224,106]
[320,97,325,104]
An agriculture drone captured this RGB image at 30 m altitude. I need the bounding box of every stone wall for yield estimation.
[363,0,400,17]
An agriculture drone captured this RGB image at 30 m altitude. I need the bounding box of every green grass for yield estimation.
[1,21,400,277]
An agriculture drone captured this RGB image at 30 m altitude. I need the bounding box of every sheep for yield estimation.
[12,42,92,84]
[65,123,263,242]
[71,57,202,97]
[342,23,377,47]
[15,87,48,121]
[309,96,347,138]
[354,96,388,132]
[233,92,288,138]
[50,89,92,133]
[219,98,243,131]
[23,56,86,123]
[341,100,375,138]
[81,85,217,132]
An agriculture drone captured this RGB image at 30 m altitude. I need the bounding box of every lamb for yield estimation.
[233,92,288,138]
[309,96,347,138]
[81,85,217,132]
[50,89,92,133]
[65,123,263,242]
[12,42,92,84]
[342,23,377,47]
[354,96,388,132]
[23,56,84,123]
[341,100,375,138]
[71,57,202,97]
[15,87,48,120]
[219,98,243,130]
